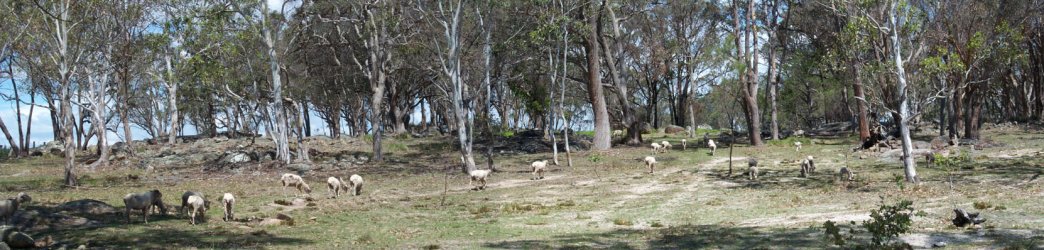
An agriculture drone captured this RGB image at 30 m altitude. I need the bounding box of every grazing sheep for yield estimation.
[707,140,717,155]
[1,192,31,224]
[800,156,816,177]
[180,191,209,216]
[186,195,206,225]
[468,169,492,190]
[531,160,549,180]
[748,158,759,180]
[651,142,663,154]
[661,141,672,151]
[644,156,657,173]
[612,130,624,137]
[794,141,803,152]
[839,167,855,181]
[280,173,312,196]
[681,139,687,150]
[348,174,364,196]
[123,190,167,224]
[327,177,348,198]
[221,193,235,222]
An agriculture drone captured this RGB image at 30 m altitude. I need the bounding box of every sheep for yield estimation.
[280,173,312,197]
[800,156,816,177]
[651,142,663,154]
[180,191,209,216]
[123,190,167,224]
[468,169,492,190]
[186,195,207,225]
[794,141,803,152]
[327,177,348,198]
[707,139,717,155]
[644,156,657,173]
[348,174,364,196]
[221,193,235,222]
[1,192,31,224]
[531,160,549,180]
[681,139,687,150]
[839,167,855,181]
[661,141,672,151]
[748,158,759,180]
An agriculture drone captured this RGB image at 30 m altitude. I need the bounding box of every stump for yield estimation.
[952,208,985,227]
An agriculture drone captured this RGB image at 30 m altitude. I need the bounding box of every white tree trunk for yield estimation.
[890,0,918,183]
[437,1,476,173]
[262,1,291,164]
[164,54,178,145]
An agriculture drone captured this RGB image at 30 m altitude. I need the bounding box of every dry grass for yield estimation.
[1,129,1042,249]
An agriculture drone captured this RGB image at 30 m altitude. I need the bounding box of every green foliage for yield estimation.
[863,199,915,247]
[576,131,595,137]
[934,150,971,171]
[499,130,515,138]
[822,199,915,248]
[587,154,602,163]
[823,220,854,247]
[892,174,905,191]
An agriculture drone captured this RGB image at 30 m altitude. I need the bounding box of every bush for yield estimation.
[863,199,914,246]
[822,199,915,249]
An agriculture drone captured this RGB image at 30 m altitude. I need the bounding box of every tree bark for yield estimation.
[583,2,611,150]
[851,60,870,142]
[262,1,291,164]
[890,1,918,183]
[600,2,641,145]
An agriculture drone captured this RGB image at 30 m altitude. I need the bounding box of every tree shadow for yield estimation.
[45,225,313,249]
[482,224,823,249]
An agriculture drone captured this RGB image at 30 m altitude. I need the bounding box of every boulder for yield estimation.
[0,242,8,250]
[287,163,312,172]
[664,125,686,134]
[1,229,34,249]
[57,199,118,215]
[222,151,252,164]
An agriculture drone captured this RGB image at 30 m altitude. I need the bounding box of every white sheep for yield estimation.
[221,193,235,222]
[186,195,207,225]
[681,139,687,150]
[531,160,549,180]
[804,155,816,173]
[651,142,663,154]
[348,174,364,196]
[1,192,31,224]
[123,190,167,224]
[280,173,312,196]
[327,177,348,198]
[794,141,803,152]
[661,141,672,151]
[707,139,717,155]
[180,191,209,216]
[643,156,657,173]
[748,158,759,180]
[468,169,492,190]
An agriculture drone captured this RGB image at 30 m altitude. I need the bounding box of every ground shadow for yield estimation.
[45,226,313,249]
[482,223,823,249]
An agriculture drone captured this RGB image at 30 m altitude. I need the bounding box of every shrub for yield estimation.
[822,199,915,248]
[863,199,914,246]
